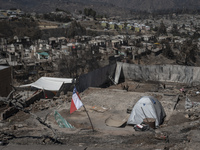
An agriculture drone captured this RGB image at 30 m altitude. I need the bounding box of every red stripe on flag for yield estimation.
[70,98,77,114]
[70,87,83,114]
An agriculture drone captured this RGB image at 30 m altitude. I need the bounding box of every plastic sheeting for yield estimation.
[54,111,74,128]
[20,77,73,91]
[114,62,123,84]
[115,62,200,85]
[77,64,116,92]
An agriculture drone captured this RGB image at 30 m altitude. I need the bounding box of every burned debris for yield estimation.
[1,8,200,150]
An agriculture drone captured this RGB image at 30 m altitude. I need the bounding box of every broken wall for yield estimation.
[0,66,12,97]
[116,62,200,85]
[1,90,44,120]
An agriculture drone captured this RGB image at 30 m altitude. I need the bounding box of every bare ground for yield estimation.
[1,81,200,149]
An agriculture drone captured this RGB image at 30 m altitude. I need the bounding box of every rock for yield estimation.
[60,91,64,96]
[185,114,189,118]
[17,124,24,128]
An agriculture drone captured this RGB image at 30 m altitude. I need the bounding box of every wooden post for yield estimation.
[173,94,180,110]
[83,105,95,132]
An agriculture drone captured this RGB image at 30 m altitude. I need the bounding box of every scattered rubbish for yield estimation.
[0,140,8,146]
[155,132,169,142]
[185,113,199,120]
[185,97,200,109]
[134,123,150,131]
[180,87,185,92]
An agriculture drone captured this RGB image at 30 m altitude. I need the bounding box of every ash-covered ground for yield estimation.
[1,81,200,150]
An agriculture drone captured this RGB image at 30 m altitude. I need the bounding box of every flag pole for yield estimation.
[83,105,95,132]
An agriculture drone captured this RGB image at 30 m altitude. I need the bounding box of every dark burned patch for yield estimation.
[180,126,198,133]
[0,104,8,113]
[2,129,167,147]
[6,110,30,123]
[57,132,161,148]
[1,129,63,145]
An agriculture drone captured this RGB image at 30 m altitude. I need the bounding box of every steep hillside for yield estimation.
[0,0,126,16]
[100,0,200,11]
[0,0,200,15]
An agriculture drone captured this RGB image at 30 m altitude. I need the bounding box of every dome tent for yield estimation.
[127,96,166,127]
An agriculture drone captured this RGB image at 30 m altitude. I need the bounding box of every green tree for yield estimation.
[157,21,167,35]
[181,40,197,65]
[84,8,96,19]
[90,9,96,18]
[0,19,41,40]
[66,21,86,38]
[0,22,13,38]
[161,40,174,59]
[114,24,119,30]
[124,22,128,29]
[84,8,89,16]
[171,24,180,36]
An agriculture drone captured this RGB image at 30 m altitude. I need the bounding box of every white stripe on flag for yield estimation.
[72,93,83,110]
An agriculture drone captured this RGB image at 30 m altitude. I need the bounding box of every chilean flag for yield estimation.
[70,87,83,114]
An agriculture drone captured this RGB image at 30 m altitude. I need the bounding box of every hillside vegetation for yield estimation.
[0,19,41,40]
[1,0,200,16]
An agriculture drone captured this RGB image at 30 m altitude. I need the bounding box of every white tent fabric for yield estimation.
[20,77,73,91]
[127,96,166,127]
